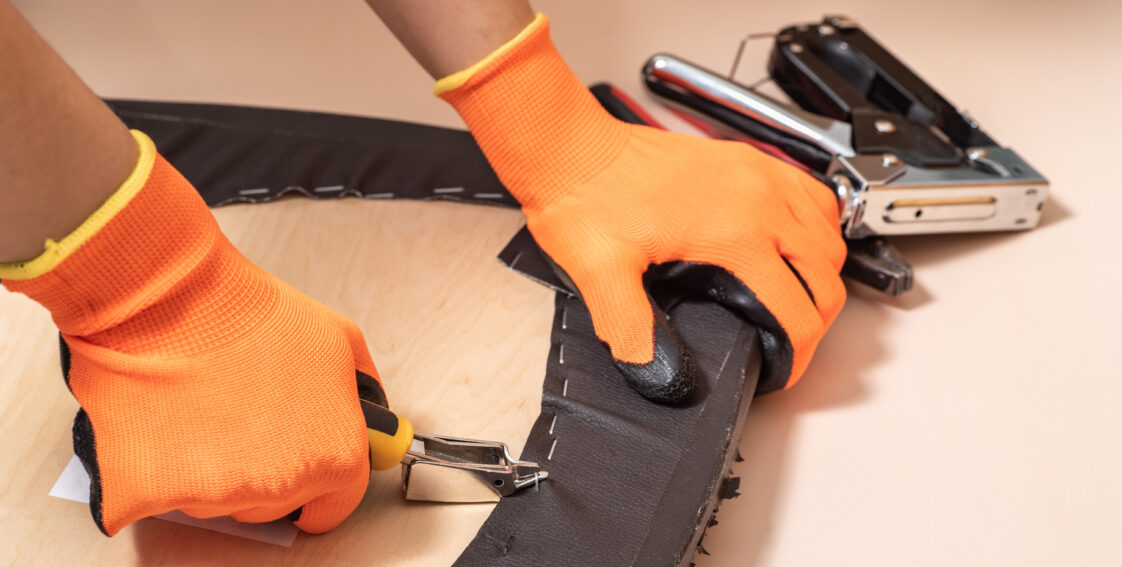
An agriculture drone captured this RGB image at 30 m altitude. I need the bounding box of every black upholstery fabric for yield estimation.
[110,100,763,566]
[454,294,759,567]
[106,100,515,208]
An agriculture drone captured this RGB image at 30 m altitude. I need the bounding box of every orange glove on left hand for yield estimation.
[1,131,381,535]
[438,14,846,401]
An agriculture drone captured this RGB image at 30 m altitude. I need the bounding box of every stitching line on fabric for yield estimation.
[548,315,572,461]
[214,185,516,208]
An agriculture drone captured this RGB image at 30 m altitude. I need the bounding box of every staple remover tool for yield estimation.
[641,15,1050,296]
[362,399,548,503]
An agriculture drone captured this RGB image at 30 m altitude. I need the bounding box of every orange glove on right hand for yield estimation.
[438,14,846,400]
[1,131,380,535]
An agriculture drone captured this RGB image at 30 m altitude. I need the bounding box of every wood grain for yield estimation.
[1,198,555,565]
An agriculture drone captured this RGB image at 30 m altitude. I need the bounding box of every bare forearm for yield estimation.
[0,0,534,263]
[365,0,534,79]
[0,0,136,263]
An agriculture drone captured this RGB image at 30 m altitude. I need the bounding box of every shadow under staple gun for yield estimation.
[606,15,1050,295]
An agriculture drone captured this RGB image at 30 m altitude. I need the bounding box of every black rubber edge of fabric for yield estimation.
[109,99,764,566]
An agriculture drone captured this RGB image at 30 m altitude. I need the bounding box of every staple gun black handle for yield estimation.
[769,16,995,148]
[767,16,990,168]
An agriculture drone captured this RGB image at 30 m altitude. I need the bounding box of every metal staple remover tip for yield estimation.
[401,433,549,503]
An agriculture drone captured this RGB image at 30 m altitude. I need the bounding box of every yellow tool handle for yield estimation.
[360,399,415,471]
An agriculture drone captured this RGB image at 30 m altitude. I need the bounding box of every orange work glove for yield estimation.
[0,131,381,535]
[438,14,846,400]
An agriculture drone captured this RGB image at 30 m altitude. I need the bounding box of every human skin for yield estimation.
[0,0,534,262]
[365,0,535,79]
[0,0,137,262]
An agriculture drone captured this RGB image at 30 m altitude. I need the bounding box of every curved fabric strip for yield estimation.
[105,100,516,209]
[112,100,764,566]
[454,292,760,566]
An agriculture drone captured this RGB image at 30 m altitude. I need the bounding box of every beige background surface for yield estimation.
[2,0,1120,565]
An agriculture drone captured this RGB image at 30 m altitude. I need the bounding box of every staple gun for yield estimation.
[633,15,1049,295]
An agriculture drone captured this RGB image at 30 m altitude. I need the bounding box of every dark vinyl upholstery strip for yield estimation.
[110,100,762,566]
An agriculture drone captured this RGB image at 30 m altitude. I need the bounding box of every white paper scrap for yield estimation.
[50,455,299,547]
[48,454,92,502]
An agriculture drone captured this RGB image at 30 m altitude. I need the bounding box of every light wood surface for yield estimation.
[2,197,554,565]
[3,0,1122,565]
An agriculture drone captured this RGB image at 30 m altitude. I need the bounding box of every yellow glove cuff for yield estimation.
[0,130,156,281]
[433,12,546,96]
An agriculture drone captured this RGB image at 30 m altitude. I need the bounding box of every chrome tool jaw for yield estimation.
[401,433,549,503]
[829,150,1050,240]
